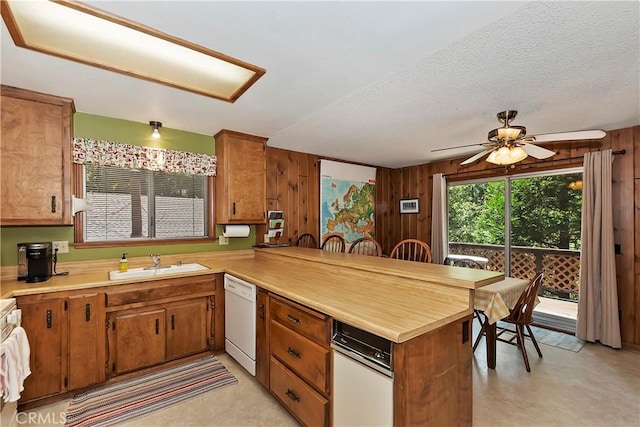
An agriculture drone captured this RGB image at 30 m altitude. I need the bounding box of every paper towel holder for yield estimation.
[222,224,251,238]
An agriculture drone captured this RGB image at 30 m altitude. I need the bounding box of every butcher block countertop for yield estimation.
[1,247,503,343]
[224,247,504,343]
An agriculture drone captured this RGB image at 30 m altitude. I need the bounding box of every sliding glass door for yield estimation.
[448,168,583,332]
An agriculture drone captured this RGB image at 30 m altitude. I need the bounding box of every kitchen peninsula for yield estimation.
[226,247,503,426]
[1,247,503,426]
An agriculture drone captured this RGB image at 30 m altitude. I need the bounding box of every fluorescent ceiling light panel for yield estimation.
[1,0,266,102]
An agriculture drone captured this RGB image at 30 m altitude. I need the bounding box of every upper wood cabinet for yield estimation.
[0,85,75,226]
[214,129,267,224]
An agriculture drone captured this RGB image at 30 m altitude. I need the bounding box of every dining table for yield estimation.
[474,276,530,369]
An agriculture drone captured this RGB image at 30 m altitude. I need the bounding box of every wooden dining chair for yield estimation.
[348,237,383,257]
[321,234,346,252]
[389,239,432,263]
[296,233,317,248]
[495,273,544,372]
[446,256,486,330]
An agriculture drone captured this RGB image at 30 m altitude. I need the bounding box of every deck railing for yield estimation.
[449,242,581,300]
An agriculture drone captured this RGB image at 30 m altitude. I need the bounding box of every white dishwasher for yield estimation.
[224,274,257,376]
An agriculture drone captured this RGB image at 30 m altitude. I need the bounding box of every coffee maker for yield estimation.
[17,242,53,283]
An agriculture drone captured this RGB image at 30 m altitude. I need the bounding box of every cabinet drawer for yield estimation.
[106,277,214,307]
[270,297,329,345]
[270,321,329,394]
[270,357,328,427]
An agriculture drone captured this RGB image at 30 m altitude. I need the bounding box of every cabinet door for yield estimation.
[68,293,105,389]
[110,308,165,374]
[227,137,266,222]
[18,298,66,401]
[256,289,269,388]
[0,86,73,225]
[166,299,209,360]
[215,130,267,223]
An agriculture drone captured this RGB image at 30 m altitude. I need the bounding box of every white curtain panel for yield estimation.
[576,149,621,348]
[431,173,448,264]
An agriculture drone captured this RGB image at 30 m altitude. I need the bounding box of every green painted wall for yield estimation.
[0,113,255,266]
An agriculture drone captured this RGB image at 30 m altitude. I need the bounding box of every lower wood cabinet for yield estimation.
[107,297,211,375]
[109,307,166,375]
[16,273,220,406]
[17,292,104,403]
[265,294,331,427]
[105,275,217,378]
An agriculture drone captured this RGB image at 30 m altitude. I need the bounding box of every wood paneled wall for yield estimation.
[257,147,319,246]
[261,126,638,347]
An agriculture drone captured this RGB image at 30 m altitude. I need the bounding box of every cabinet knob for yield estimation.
[286,314,300,324]
[46,309,52,328]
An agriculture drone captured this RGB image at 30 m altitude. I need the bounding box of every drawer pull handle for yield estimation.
[286,314,300,324]
[259,304,265,320]
[285,389,300,402]
[46,309,52,328]
[287,347,301,359]
[51,195,56,213]
[155,318,160,335]
[85,303,91,321]
[171,314,176,330]
[232,202,236,215]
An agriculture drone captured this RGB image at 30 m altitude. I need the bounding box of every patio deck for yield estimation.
[534,296,578,333]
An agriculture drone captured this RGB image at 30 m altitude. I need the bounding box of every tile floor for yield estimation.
[18,332,640,427]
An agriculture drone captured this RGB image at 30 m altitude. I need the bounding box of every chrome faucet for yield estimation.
[150,253,161,268]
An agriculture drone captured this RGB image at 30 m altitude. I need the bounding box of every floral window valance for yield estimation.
[73,137,216,176]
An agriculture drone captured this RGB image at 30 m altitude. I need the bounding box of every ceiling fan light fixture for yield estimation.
[488,126,526,142]
[486,146,528,165]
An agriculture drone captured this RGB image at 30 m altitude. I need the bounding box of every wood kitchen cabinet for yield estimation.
[0,85,75,226]
[268,294,331,427]
[214,129,267,224]
[18,297,65,402]
[108,307,166,375]
[166,298,209,360]
[17,292,104,404]
[105,275,217,378]
[255,288,270,388]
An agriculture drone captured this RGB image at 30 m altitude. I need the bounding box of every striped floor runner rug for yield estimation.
[65,356,237,427]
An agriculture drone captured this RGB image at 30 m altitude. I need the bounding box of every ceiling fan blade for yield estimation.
[431,142,483,152]
[521,142,556,159]
[460,149,494,166]
[531,130,606,143]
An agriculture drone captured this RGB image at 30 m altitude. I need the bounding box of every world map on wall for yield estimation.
[320,179,375,245]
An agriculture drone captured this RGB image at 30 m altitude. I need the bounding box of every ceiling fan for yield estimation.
[433,110,606,166]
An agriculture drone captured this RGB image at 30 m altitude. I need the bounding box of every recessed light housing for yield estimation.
[1,0,266,102]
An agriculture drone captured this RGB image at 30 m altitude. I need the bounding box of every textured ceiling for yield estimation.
[2,1,638,168]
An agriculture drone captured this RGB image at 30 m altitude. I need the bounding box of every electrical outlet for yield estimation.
[52,240,69,254]
[218,235,229,245]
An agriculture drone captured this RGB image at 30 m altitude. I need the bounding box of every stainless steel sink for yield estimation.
[109,263,209,280]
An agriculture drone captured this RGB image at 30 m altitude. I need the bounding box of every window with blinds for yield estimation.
[84,164,207,241]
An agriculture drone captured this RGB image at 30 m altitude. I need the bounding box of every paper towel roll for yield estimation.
[222,225,250,238]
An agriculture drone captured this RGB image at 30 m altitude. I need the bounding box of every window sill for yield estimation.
[74,237,217,249]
